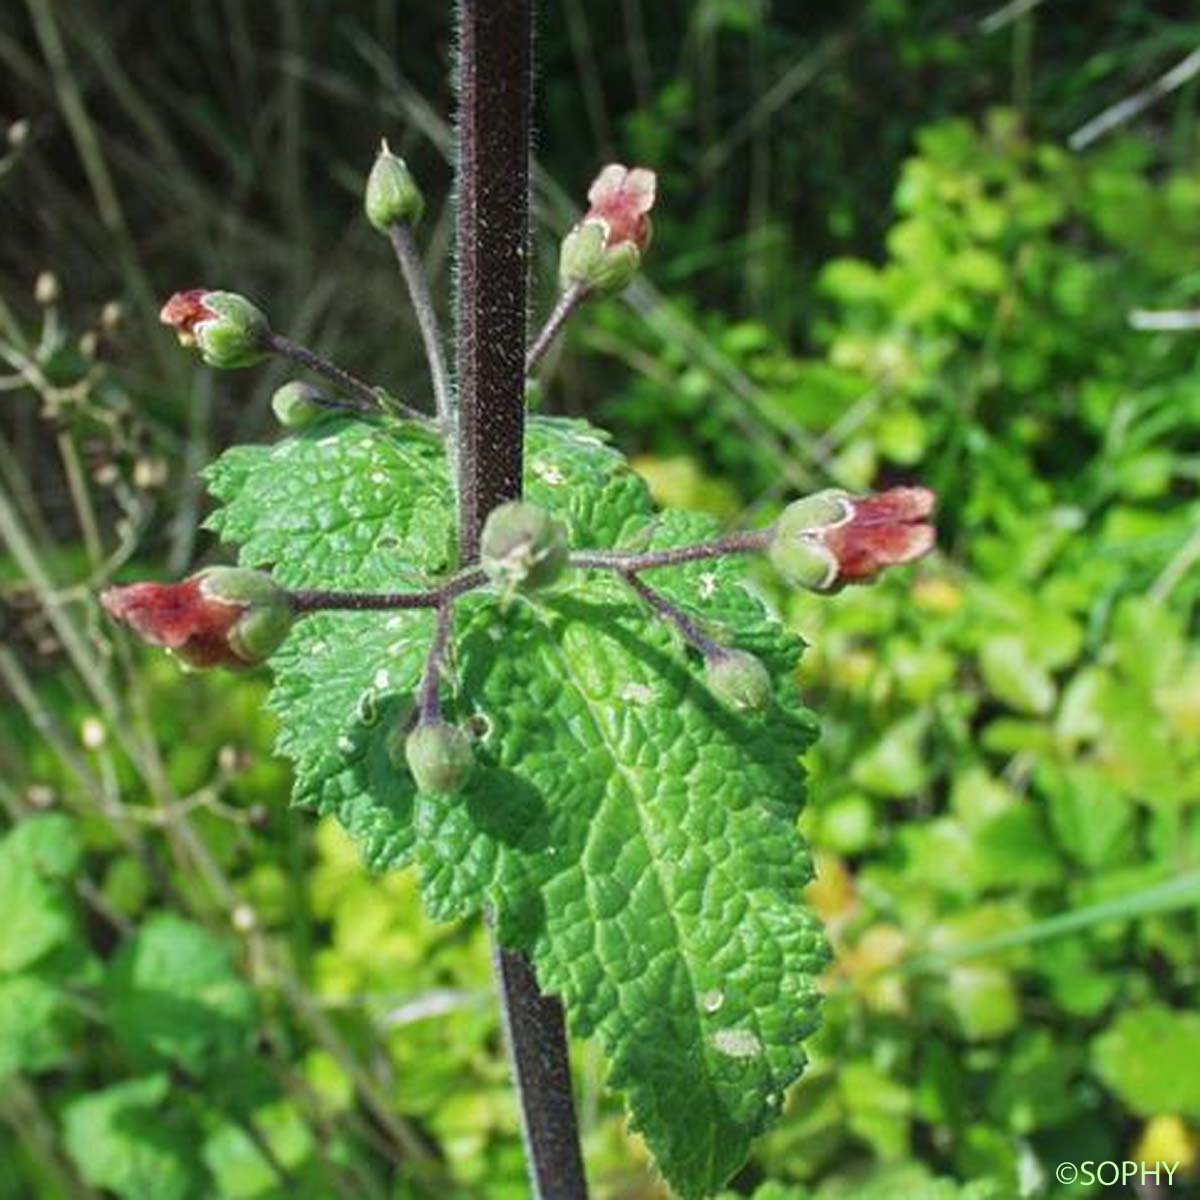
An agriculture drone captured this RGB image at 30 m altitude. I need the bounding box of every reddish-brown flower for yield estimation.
[100,568,292,670]
[159,289,269,369]
[824,486,936,583]
[159,289,213,346]
[768,486,936,592]
[584,164,657,252]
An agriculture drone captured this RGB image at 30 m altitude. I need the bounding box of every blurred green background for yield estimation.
[2,2,1200,1197]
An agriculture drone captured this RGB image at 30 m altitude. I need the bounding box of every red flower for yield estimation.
[769,486,936,592]
[825,487,936,583]
[584,164,657,252]
[100,568,292,670]
[159,289,214,346]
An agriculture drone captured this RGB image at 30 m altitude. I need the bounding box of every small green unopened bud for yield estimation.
[766,489,851,592]
[480,501,569,594]
[197,566,293,662]
[558,221,640,295]
[405,721,474,794]
[271,382,328,428]
[365,142,425,231]
[705,649,773,714]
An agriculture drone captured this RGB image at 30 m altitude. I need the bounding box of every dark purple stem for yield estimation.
[525,281,590,375]
[288,569,485,614]
[388,223,453,432]
[455,3,589,1197]
[570,528,772,572]
[621,571,722,657]
[417,602,454,723]
[265,331,427,422]
[455,0,531,561]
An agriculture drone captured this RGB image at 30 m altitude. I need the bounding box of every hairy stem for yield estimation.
[455,2,589,1197]
[388,222,454,433]
[265,332,426,422]
[417,602,454,723]
[621,571,722,657]
[570,527,772,572]
[525,281,590,375]
[287,569,485,614]
[455,0,531,561]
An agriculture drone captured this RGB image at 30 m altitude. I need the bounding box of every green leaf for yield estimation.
[0,973,78,1077]
[851,715,929,798]
[204,416,454,587]
[0,814,80,974]
[62,1074,210,1200]
[106,913,257,1074]
[943,965,1019,1041]
[1091,1005,1200,1115]
[205,416,828,1197]
[204,1101,318,1199]
[978,634,1056,715]
[417,516,824,1196]
[1040,763,1134,868]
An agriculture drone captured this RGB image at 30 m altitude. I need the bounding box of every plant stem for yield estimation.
[621,571,722,657]
[265,331,426,422]
[287,569,485,614]
[455,0,532,562]
[491,944,590,1197]
[525,281,590,375]
[570,528,772,572]
[388,223,454,432]
[417,601,453,723]
[455,3,589,1197]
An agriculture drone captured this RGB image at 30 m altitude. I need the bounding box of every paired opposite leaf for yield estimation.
[204,414,828,1197]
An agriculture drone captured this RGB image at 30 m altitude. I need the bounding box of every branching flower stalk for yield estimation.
[264,331,411,417]
[100,3,939,1194]
[525,280,589,375]
[287,569,486,615]
[386,224,452,428]
[160,287,428,422]
[620,570,724,657]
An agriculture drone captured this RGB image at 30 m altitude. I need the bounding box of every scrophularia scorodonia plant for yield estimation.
[102,17,936,1196]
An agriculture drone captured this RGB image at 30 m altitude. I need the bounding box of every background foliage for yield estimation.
[2,2,1199,1196]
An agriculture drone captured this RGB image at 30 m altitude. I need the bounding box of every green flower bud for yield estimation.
[365,142,425,231]
[766,489,851,592]
[480,501,569,594]
[159,289,269,369]
[705,649,773,715]
[558,221,641,295]
[197,567,293,662]
[271,382,328,428]
[405,721,474,794]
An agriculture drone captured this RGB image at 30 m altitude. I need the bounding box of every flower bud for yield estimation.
[559,163,656,295]
[271,382,328,428]
[404,721,474,794]
[768,487,936,593]
[705,649,773,714]
[100,566,292,670]
[559,223,641,295]
[365,142,425,231]
[34,271,60,306]
[480,501,569,594]
[159,289,269,369]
